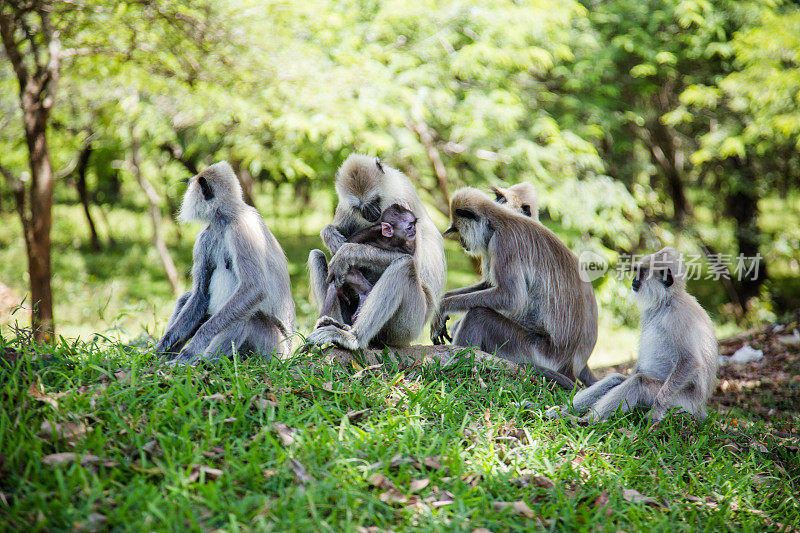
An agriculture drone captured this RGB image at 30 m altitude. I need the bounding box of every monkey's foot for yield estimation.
[314,316,352,331]
[304,325,359,350]
[543,405,569,420]
[163,349,204,368]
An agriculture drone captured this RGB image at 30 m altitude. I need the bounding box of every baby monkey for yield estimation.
[559,247,717,423]
[319,204,417,325]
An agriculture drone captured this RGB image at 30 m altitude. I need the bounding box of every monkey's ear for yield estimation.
[375,157,384,173]
[492,187,507,203]
[381,222,394,237]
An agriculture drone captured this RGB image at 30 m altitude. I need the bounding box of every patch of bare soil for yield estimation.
[713,312,800,429]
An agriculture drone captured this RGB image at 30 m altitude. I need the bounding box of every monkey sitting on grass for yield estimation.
[563,247,718,423]
[154,161,295,365]
[318,203,417,326]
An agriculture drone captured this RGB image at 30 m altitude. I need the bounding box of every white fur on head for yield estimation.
[630,247,687,309]
[178,161,244,223]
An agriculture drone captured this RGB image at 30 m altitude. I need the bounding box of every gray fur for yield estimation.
[431,188,598,387]
[155,161,295,365]
[305,154,446,349]
[572,247,718,423]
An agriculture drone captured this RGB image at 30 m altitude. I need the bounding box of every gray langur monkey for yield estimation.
[430,188,598,388]
[492,182,539,220]
[449,181,544,340]
[567,247,718,423]
[305,154,446,349]
[154,161,295,365]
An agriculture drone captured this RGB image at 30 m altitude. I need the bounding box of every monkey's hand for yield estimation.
[430,312,452,345]
[326,246,354,286]
[321,224,347,255]
[647,404,667,425]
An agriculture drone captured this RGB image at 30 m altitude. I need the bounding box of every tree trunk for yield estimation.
[0,5,61,343]
[727,158,765,306]
[130,131,181,295]
[74,142,101,250]
[646,119,691,225]
[409,121,451,216]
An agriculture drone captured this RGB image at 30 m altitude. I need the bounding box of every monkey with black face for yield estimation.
[431,188,598,389]
[306,154,446,350]
[492,182,539,220]
[567,247,717,422]
[154,161,295,365]
[448,181,544,345]
[318,203,418,324]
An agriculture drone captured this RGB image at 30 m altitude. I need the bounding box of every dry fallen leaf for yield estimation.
[27,383,58,409]
[42,452,95,466]
[621,488,660,507]
[272,422,295,446]
[202,393,227,402]
[263,469,277,479]
[367,473,396,490]
[290,458,314,485]
[423,456,444,471]
[38,420,90,442]
[85,512,108,532]
[345,408,371,423]
[188,465,223,483]
[472,529,492,533]
[115,370,132,385]
[252,397,278,410]
[493,501,536,518]
[593,491,612,517]
[750,441,768,453]
[511,473,555,489]
[425,490,455,507]
[409,478,430,492]
[321,381,334,392]
[379,488,408,505]
[389,454,413,469]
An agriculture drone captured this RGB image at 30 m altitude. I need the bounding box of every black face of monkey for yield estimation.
[632,267,674,292]
[359,196,382,222]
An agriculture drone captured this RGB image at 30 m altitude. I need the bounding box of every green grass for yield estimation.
[1,338,798,531]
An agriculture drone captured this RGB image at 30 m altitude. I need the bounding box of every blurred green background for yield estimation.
[1,0,799,366]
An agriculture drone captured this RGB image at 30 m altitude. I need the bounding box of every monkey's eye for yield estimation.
[455,208,478,220]
[521,204,531,217]
[494,191,507,203]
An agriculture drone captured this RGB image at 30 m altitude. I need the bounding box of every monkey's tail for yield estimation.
[525,365,576,390]
[577,366,598,387]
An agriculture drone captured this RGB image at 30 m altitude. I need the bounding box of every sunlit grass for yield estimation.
[0,339,796,530]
